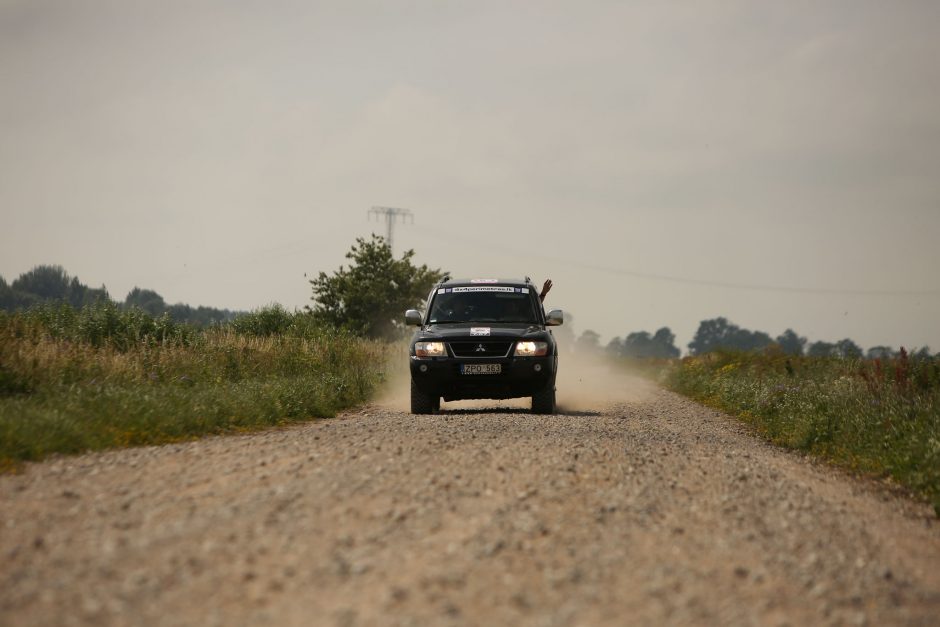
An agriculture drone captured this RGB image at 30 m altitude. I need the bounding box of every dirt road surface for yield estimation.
[2,376,939,626]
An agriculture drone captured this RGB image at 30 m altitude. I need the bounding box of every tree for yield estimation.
[808,339,862,358]
[688,317,732,355]
[12,265,72,301]
[308,235,445,340]
[866,346,895,360]
[807,341,837,357]
[605,336,624,356]
[615,327,680,358]
[835,338,863,359]
[575,329,601,353]
[622,331,652,356]
[125,288,167,317]
[776,329,806,356]
[125,287,234,325]
[76,282,109,307]
[8,265,108,308]
[688,317,772,355]
[651,327,681,358]
[0,275,38,310]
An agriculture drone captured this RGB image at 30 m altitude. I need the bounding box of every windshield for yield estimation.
[428,287,540,324]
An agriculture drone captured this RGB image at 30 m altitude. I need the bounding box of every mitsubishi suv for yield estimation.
[405,277,564,414]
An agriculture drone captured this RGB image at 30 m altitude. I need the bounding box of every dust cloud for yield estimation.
[374,347,415,413]
[554,350,654,412]
[375,343,654,415]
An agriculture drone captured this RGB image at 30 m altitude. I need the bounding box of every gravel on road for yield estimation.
[2,376,939,626]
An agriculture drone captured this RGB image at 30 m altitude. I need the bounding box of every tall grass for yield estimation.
[0,304,390,467]
[661,350,940,513]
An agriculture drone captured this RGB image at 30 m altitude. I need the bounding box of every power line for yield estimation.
[368,206,413,252]
[408,224,939,298]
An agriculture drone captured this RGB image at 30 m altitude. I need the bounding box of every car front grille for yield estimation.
[449,341,513,358]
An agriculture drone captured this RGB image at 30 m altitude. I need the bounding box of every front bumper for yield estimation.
[410,355,555,401]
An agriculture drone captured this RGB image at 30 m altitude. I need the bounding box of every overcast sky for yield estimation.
[2,0,938,351]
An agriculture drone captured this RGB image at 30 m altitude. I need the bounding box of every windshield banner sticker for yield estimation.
[470,327,491,336]
[439,286,520,294]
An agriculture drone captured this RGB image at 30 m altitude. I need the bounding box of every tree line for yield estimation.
[8,245,930,360]
[0,265,239,326]
[578,316,932,359]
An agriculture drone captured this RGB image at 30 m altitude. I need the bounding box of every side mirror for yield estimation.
[405,309,423,326]
[545,309,564,326]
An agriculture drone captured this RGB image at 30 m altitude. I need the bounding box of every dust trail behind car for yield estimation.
[377,343,651,414]
[553,350,653,411]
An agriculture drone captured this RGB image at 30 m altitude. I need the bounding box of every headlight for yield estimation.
[514,341,548,357]
[414,341,446,358]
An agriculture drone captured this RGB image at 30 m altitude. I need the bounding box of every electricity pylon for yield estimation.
[367,206,413,251]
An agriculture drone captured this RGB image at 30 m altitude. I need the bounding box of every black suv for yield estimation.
[405,277,564,414]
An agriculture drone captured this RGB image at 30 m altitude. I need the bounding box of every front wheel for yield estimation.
[531,379,556,414]
[411,379,437,414]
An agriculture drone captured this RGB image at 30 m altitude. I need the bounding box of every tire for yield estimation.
[531,379,556,414]
[411,379,437,414]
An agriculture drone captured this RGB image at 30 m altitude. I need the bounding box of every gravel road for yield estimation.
[2,375,939,626]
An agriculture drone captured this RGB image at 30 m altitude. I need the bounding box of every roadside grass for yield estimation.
[0,303,389,468]
[655,350,940,514]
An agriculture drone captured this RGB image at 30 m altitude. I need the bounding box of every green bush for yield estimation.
[231,304,296,336]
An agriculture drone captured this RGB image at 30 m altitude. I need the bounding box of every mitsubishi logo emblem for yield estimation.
[475,344,487,352]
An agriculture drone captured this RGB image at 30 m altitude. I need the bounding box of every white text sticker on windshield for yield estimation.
[449,286,515,293]
[470,327,491,336]
[470,279,498,283]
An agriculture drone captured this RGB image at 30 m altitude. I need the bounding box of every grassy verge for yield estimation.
[656,351,940,514]
[0,303,389,468]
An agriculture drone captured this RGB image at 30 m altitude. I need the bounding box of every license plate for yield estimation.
[461,363,502,375]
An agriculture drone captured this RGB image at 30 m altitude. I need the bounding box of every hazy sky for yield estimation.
[2,0,939,351]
